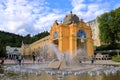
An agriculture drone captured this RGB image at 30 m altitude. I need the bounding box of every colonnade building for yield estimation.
[21,12,100,58]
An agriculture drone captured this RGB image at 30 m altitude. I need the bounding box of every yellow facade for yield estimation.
[21,12,94,57]
[21,36,50,57]
[50,21,93,57]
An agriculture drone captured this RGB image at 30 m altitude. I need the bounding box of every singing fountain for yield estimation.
[1,43,120,80]
[0,12,120,80]
[47,43,89,70]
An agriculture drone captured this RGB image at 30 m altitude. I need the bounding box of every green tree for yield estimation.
[31,31,50,43]
[0,31,23,47]
[97,7,120,46]
[0,40,6,58]
[0,30,49,47]
[23,34,31,44]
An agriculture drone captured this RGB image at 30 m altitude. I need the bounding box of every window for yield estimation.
[53,31,58,39]
[77,30,86,38]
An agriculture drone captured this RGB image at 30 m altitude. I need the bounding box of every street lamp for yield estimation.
[81,36,85,43]
[116,50,119,56]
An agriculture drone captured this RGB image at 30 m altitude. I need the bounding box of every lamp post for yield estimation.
[116,50,119,56]
[81,35,85,43]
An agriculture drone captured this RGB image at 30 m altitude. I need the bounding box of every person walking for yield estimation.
[0,57,5,65]
[32,53,36,63]
[18,55,23,65]
[91,56,94,64]
[37,56,40,63]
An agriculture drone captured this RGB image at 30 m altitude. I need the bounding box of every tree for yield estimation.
[23,34,31,44]
[0,40,6,58]
[97,7,120,46]
[0,30,23,47]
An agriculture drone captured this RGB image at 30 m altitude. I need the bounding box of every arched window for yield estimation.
[53,31,58,39]
[77,30,86,38]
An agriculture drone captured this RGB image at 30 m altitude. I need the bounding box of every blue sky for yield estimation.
[0,0,120,36]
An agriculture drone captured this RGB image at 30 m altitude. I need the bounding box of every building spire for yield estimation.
[22,40,24,46]
[70,11,72,14]
[54,20,58,25]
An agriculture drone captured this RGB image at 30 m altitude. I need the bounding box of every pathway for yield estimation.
[0,59,120,66]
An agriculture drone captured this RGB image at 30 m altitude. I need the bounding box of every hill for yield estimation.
[0,30,49,57]
[0,30,49,47]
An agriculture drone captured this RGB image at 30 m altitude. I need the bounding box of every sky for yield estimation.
[0,0,120,36]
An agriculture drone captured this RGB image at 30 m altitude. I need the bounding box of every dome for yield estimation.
[63,11,80,25]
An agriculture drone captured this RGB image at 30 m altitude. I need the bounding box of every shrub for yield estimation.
[112,56,120,62]
[95,43,120,51]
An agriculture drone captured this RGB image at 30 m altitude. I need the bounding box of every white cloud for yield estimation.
[0,21,23,33]
[17,29,29,36]
[88,4,99,12]
[0,0,119,36]
[34,13,64,30]
[71,0,108,21]
[73,4,86,12]
[0,0,67,36]
[0,0,46,35]
[71,0,84,6]
[71,0,86,12]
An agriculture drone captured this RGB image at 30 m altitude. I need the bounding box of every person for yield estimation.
[0,57,5,65]
[32,54,36,63]
[16,55,19,64]
[22,56,25,64]
[90,56,94,64]
[37,56,40,63]
[18,55,23,65]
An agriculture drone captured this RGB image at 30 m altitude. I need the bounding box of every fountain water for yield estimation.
[47,43,89,70]
[47,43,67,70]
[1,43,120,80]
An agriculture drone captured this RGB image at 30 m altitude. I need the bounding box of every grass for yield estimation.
[112,55,120,62]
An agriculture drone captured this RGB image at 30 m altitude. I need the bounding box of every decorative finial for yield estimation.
[55,20,57,23]
[22,40,24,45]
[80,19,83,22]
[60,21,62,23]
[70,11,72,14]
[55,20,58,25]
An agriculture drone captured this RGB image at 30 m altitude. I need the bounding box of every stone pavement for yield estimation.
[1,59,33,65]
[0,59,120,65]
[82,60,120,65]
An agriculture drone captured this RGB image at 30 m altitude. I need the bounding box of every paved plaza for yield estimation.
[83,60,120,65]
[1,59,120,66]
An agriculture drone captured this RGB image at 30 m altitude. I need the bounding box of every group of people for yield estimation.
[90,56,95,64]
[1,54,95,65]
[16,55,24,65]
[32,54,45,63]
[0,55,24,65]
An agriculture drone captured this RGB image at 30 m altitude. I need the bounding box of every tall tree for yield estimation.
[97,7,120,45]
[0,40,6,58]
[23,34,31,44]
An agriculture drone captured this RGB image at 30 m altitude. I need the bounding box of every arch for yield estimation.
[53,31,58,39]
[77,30,87,38]
[76,30,87,51]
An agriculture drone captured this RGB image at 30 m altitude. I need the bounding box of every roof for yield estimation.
[63,11,80,25]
